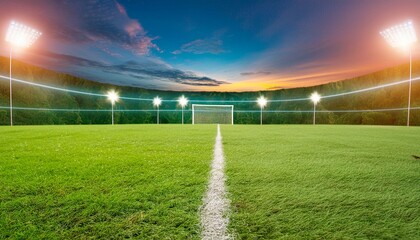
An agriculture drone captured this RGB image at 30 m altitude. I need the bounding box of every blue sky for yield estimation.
[0,0,419,91]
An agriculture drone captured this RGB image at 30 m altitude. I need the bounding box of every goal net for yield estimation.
[192,104,234,124]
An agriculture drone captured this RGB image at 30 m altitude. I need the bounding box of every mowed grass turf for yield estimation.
[222,125,420,239]
[0,125,216,239]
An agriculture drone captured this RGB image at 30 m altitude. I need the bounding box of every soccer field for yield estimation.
[222,125,420,239]
[0,125,419,239]
[0,125,215,239]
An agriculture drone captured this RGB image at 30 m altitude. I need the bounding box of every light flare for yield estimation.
[310,92,321,104]
[257,96,268,108]
[178,95,189,108]
[380,21,417,49]
[5,21,42,48]
[107,90,119,104]
[153,96,162,107]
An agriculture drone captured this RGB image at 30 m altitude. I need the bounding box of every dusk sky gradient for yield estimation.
[0,0,419,91]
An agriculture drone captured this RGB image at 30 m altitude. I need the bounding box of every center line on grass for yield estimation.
[200,124,231,240]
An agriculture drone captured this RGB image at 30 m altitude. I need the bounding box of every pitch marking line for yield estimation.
[200,124,231,240]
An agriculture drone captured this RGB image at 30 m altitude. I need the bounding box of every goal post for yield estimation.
[192,104,234,125]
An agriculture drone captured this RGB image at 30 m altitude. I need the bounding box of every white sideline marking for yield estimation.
[200,124,231,240]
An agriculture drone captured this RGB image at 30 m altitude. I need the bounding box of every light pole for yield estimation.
[5,21,42,126]
[178,95,188,124]
[310,92,321,125]
[107,90,119,125]
[380,20,417,126]
[257,96,267,125]
[153,96,162,124]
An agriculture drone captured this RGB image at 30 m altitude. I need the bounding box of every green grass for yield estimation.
[222,125,420,239]
[2,124,420,239]
[0,125,216,239]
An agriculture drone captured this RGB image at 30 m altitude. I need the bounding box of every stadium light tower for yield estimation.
[153,96,162,124]
[380,20,417,126]
[5,21,42,126]
[107,90,119,125]
[257,96,267,125]
[310,92,321,125]
[178,95,188,124]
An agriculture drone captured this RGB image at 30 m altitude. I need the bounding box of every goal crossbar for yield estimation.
[192,104,234,125]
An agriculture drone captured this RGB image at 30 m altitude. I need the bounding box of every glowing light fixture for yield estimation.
[380,21,417,48]
[153,96,162,124]
[5,21,42,126]
[6,21,42,48]
[178,95,188,124]
[380,20,417,126]
[310,92,321,104]
[310,92,321,125]
[257,96,267,125]
[107,90,119,125]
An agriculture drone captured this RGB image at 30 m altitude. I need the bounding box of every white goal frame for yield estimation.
[192,104,234,125]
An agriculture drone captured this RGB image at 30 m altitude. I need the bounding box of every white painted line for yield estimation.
[200,124,231,240]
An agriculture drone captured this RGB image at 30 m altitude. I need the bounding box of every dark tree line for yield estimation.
[0,57,419,126]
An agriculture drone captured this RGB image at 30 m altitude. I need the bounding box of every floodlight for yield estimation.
[380,20,417,126]
[178,95,188,108]
[178,95,188,124]
[5,21,42,126]
[153,96,162,124]
[310,92,321,125]
[107,90,119,125]
[257,96,268,108]
[107,90,119,104]
[310,92,321,104]
[5,21,42,48]
[257,96,267,125]
[380,21,417,48]
[153,96,162,107]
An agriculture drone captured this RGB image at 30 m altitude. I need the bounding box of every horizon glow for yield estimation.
[1,74,420,103]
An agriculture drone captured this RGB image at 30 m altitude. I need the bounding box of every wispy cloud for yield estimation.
[0,0,160,56]
[33,51,228,87]
[240,71,271,76]
[78,0,161,55]
[172,39,224,55]
[267,86,283,90]
[106,61,229,86]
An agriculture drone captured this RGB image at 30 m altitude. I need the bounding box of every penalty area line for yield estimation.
[200,124,231,240]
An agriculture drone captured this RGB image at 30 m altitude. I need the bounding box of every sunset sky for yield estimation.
[0,0,419,91]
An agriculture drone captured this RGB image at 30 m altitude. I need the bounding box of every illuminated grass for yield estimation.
[223,125,420,239]
[0,125,215,239]
[2,124,419,239]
